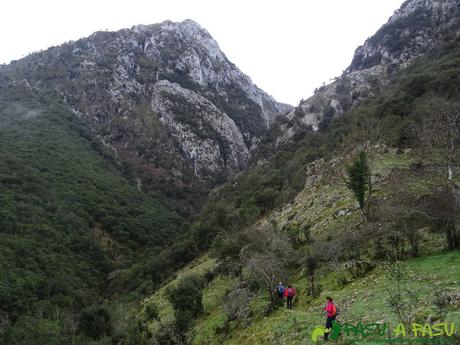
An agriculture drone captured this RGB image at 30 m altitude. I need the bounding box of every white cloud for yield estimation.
[0,0,405,104]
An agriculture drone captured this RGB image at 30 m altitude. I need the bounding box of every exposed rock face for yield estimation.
[151,80,249,180]
[281,0,460,139]
[0,19,291,185]
[349,0,460,72]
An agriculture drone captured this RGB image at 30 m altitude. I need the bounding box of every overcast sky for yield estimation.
[0,0,405,105]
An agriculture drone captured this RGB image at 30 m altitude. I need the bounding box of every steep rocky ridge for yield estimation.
[0,19,290,188]
[280,0,460,139]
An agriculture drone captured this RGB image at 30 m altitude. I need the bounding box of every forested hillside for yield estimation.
[0,85,184,343]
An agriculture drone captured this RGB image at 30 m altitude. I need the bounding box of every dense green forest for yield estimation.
[0,85,184,344]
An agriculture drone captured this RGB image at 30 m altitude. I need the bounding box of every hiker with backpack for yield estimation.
[323,296,339,341]
[275,282,285,302]
[284,284,296,309]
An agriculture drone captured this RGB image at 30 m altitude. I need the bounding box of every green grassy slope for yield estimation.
[140,149,459,344]
[187,251,459,345]
[136,39,460,345]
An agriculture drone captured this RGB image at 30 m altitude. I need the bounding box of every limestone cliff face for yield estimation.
[151,80,249,181]
[280,0,460,140]
[1,19,291,186]
[349,0,460,72]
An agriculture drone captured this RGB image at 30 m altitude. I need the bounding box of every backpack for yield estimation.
[277,285,285,294]
[332,303,340,316]
[288,288,296,297]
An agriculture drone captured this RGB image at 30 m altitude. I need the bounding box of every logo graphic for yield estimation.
[310,321,456,344]
[311,321,341,342]
[310,326,325,342]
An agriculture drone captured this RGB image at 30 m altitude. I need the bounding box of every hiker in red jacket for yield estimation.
[323,296,337,341]
[284,285,296,309]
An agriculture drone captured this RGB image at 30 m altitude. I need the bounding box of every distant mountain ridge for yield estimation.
[0,19,291,188]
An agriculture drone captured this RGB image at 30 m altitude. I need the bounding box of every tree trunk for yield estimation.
[268,287,276,304]
[406,228,420,258]
[446,220,459,250]
[307,272,315,296]
[409,236,419,258]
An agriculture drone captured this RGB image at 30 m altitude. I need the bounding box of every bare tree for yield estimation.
[243,252,285,303]
[419,185,460,250]
[343,111,387,198]
[381,171,427,257]
[413,97,460,182]
[241,224,292,304]
[305,253,319,296]
[223,286,252,322]
[343,109,386,154]
[385,262,421,325]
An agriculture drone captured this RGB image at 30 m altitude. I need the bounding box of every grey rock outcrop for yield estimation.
[280,0,460,140]
[151,80,249,181]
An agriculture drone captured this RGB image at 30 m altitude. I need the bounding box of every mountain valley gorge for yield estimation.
[1,0,460,344]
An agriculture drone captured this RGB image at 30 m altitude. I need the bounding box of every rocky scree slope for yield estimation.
[0,19,290,188]
[279,0,460,139]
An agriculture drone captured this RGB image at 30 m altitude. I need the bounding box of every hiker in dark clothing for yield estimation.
[284,284,296,309]
[275,282,285,302]
[323,296,337,341]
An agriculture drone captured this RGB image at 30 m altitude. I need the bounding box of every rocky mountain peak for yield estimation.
[348,0,460,72]
[280,0,459,139]
[1,19,291,187]
[130,19,290,126]
[391,0,458,24]
[132,19,226,63]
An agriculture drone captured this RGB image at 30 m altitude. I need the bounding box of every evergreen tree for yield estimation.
[346,151,371,210]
